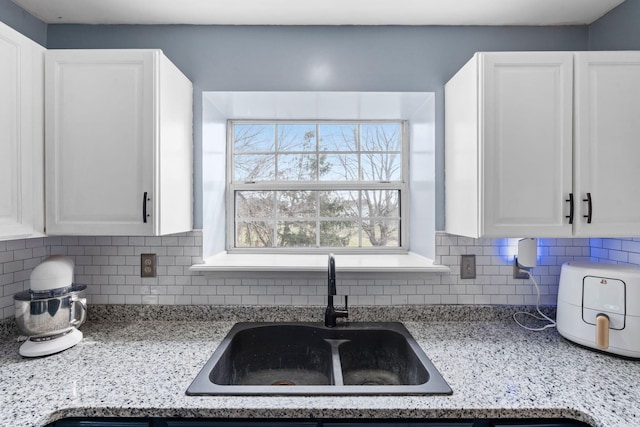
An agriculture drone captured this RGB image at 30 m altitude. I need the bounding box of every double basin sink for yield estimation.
[187,322,452,395]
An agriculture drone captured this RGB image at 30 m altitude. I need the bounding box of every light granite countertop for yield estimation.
[1,305,638,427]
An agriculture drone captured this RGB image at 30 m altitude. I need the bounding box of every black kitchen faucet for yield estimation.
[324,253,348,327]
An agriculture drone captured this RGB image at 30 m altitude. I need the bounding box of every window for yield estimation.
[199,91,437,269]
[227,121,408,252]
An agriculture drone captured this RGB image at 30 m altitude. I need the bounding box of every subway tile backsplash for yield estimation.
[2,231,636,320]
[0,238,49,320]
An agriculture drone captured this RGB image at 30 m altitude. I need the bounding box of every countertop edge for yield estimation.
[45,406,598,426]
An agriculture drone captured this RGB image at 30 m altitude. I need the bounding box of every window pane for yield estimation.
[277,221,317,247]
[236,221,274,248]
[319,191,359,218]
[320,221,358,247]
[234,124,275,152]
[319,154,358,181]
[277,154,317,181]
[361,124,401,152]
[236,191,274,218]
[277,191,317,218]
[319,124,357,152]
[361,190,399,218]
[278,124,316,152]
[361,152,401,181]
[234,154,275,181]
[361,219,400,247]
[229,120,405,251]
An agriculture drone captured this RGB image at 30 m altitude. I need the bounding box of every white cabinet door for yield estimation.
[574,52,640,237]
[446,52,573,238]
[481,52,574,237]
[46,50,157,236]
[46,49,193,236]
[0,22,44,241]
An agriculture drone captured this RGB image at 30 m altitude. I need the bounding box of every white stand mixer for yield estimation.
[13,255,87,357]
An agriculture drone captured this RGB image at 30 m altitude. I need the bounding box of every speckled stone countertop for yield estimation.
[1,305,639,427]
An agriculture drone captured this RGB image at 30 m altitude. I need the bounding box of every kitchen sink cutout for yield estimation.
[187,322,452,395]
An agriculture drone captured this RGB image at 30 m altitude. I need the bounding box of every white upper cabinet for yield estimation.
[574,52,640,237]
[446,51,640,238]
[445,52,574,238]
[45,49,193,236]
[0,22,45,241]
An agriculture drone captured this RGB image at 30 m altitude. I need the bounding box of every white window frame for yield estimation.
[196,92,440,272]
[226,120,409,254]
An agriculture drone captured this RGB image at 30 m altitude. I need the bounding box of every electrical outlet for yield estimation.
[141,253,156,278]
[513,256,530,279]
[460,254,476,279]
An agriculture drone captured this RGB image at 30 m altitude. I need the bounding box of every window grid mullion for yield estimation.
[357,190,363,248]
[315,123,320,247]
[315,190,320,248]
[272,190,278,248]
[316,123,320,182]
[274,124,279,183]
[357,125,362,247]
[357,123,362,181]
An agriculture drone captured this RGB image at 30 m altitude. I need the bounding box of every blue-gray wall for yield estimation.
[46,25,588,230]
[588,0,640,49]
[0,0,46,45]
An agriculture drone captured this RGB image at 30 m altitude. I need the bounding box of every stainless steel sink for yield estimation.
[187,322,452,395]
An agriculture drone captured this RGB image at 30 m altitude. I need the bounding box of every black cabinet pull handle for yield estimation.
[565,193,574,224]
[583,192,592,224]
[143,191,149,223]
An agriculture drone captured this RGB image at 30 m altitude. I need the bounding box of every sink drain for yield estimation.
[237,369,330,385]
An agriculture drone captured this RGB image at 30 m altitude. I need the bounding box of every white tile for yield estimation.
[399,285,417,295]
[258,295,275,304]
[383,285,400,295]
[490,295,508,305]
[373,295,391,305]
[142,295,159,304]
[441,295,458,304]
[291,296,309,305]
[474,295,491,304]
[241,295,258,305]
[158,295,176,305]
[391,295,408,304]
[275,295,292,305]
[167,266,185,276]
[108,295,125,304]
[207,295,225,304]
[175,295,193,305]
[145,237,161,246]
[403,294,422,304]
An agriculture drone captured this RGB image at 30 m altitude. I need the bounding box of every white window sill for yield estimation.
[190,252,450,274]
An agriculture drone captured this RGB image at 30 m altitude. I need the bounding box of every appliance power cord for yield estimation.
[513,269,557,331]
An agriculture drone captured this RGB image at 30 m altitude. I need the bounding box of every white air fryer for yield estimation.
[557,261,640,358]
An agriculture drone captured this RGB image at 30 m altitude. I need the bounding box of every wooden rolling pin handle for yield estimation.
[596,314,610,350]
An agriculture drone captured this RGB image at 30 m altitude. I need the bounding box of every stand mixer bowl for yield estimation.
[14,284,87,337]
